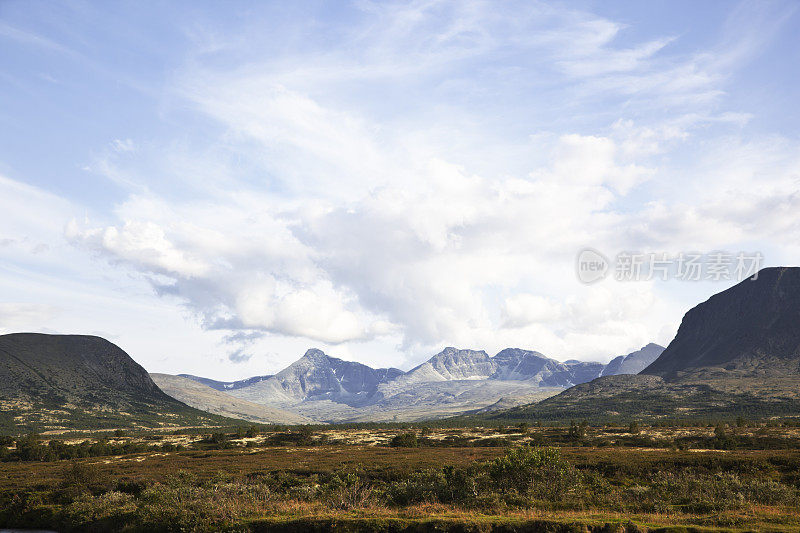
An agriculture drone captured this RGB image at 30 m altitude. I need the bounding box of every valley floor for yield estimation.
[2,424,800,532]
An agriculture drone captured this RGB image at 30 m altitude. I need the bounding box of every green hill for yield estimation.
[0,333,235,434]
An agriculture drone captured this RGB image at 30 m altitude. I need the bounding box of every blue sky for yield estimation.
[1,0,799,378]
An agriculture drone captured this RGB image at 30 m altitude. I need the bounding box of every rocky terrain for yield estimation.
[643,266,800,379]
[228,349,403,407]
[169,344,663,423]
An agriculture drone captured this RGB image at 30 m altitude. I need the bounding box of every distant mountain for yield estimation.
[220,345,652,423]
[178,374,273,391]
[643,267,800,379]
[0,333,232,432]
[481,268,800,423]
[600,343,664,377]
[564,360,607,384]
[407,347,496,382]
[386,347,612,392]
[151,374,309,424]
[492,348,574,385]
[229,349,403,408]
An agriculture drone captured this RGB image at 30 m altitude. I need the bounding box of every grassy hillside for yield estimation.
[0,333,238,434]
[453,374,800,425]
[150,373,311,425]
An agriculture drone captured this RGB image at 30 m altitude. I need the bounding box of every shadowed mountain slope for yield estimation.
[0,333,233,433]
[642,267,800,379]
[478,268,800,423]
[600,343,665,377]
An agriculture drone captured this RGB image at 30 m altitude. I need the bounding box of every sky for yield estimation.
[1,0,799,379]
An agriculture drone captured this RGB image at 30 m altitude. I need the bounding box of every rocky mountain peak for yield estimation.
[600,343,665,377]
[643,267,800,379]
[300,348,329,362]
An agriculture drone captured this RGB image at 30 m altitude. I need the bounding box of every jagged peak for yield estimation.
[642,342,665,350]
[302,348,328,359]
[429,347,489,359]
[494,347,547,359]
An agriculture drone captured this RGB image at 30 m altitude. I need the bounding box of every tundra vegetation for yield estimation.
[2,421,800,532]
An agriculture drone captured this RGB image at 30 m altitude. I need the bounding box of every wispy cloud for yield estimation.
[1,1,798,371]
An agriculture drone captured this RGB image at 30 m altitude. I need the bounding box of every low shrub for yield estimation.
[390,433,418,448]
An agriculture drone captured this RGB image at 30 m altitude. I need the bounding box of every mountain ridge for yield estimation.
[642,267,800,379]
[211,343,663,422]
[178,374,274,391]
[150,373,309,424]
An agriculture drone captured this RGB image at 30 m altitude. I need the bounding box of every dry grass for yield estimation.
[3,426,800,531]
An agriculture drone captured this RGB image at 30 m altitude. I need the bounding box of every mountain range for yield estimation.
[5,267,797,431]
[168,343,664,423]
[150,373,310,425]
[0,330,662,430]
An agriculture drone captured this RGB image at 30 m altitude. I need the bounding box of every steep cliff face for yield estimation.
[492,349,575,386]
[407,347,496,382]
[227,348,403,407]
[643,267,800,379]
[487,268,800,423]
[272,348,402,400]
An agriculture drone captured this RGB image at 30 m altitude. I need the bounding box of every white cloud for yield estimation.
[4,1,798,374]
[502,294,563,328]
[0,303,59,333]
[66,220,210,278]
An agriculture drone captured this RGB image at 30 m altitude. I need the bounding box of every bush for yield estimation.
[385,469,445,505]
[323,472,375,509]
[390,433,418,448]
[60,461,112,499]
[487,446,581,499]
[568,420,588,440]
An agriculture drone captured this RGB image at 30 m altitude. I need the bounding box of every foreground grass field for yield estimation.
[2,424,800,532]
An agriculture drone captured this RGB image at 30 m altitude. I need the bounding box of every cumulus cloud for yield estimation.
[64,124,671,358]
[47,0,800,366]
[66,220,210,278]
